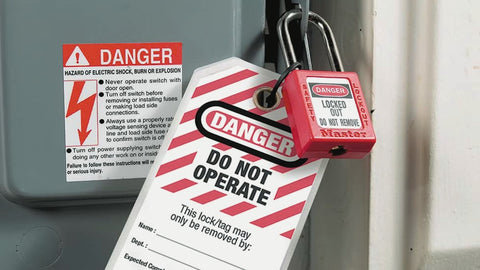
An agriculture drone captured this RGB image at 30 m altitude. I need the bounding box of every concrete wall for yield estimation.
[370,0,480,269]
[306,0,479,269]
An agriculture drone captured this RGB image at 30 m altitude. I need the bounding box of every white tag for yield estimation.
[107,58,328,270]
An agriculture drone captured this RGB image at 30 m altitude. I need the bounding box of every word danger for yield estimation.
[312,84,349,97]
[208,111,294,157]
[100,48,173,65]
[193,150,272,205]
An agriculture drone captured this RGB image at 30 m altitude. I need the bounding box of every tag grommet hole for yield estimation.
[329,145,347,156]
[253,87,281,111]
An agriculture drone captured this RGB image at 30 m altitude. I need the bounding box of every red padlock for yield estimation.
[277,10,376,158]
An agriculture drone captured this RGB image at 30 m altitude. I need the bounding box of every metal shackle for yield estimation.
[277,9,344,72]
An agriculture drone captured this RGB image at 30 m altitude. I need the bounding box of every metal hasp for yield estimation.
[277,9,344,72]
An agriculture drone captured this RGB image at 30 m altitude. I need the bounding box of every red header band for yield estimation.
[63,42,182,67]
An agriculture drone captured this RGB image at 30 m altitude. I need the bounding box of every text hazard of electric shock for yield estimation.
[63,42,182,182]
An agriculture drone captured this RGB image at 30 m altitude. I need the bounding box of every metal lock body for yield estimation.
[279,10,376,158]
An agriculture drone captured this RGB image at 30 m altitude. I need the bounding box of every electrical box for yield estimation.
[0,0,265,207]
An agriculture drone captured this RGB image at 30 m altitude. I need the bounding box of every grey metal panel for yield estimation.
[0,0,265,206]
[0,193,132,270]
[0,1,286,269]
[0,0,316,267]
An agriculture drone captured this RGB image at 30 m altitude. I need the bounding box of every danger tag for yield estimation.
[106,58,329,270]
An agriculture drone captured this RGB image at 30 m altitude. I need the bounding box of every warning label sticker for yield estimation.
[63,42,182,182]
[307,77,362,129]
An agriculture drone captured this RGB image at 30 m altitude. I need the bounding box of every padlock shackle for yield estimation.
[277,9,344,72]
[277,10,302,67]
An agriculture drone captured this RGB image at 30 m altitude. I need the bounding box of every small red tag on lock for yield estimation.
[282,70,376,158]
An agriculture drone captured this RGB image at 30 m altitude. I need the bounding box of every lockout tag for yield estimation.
[106,57,328,270]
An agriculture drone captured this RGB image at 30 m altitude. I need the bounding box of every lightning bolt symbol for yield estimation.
[66,81,97,145]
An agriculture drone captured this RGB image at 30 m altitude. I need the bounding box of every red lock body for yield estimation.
[282,70,376,159]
